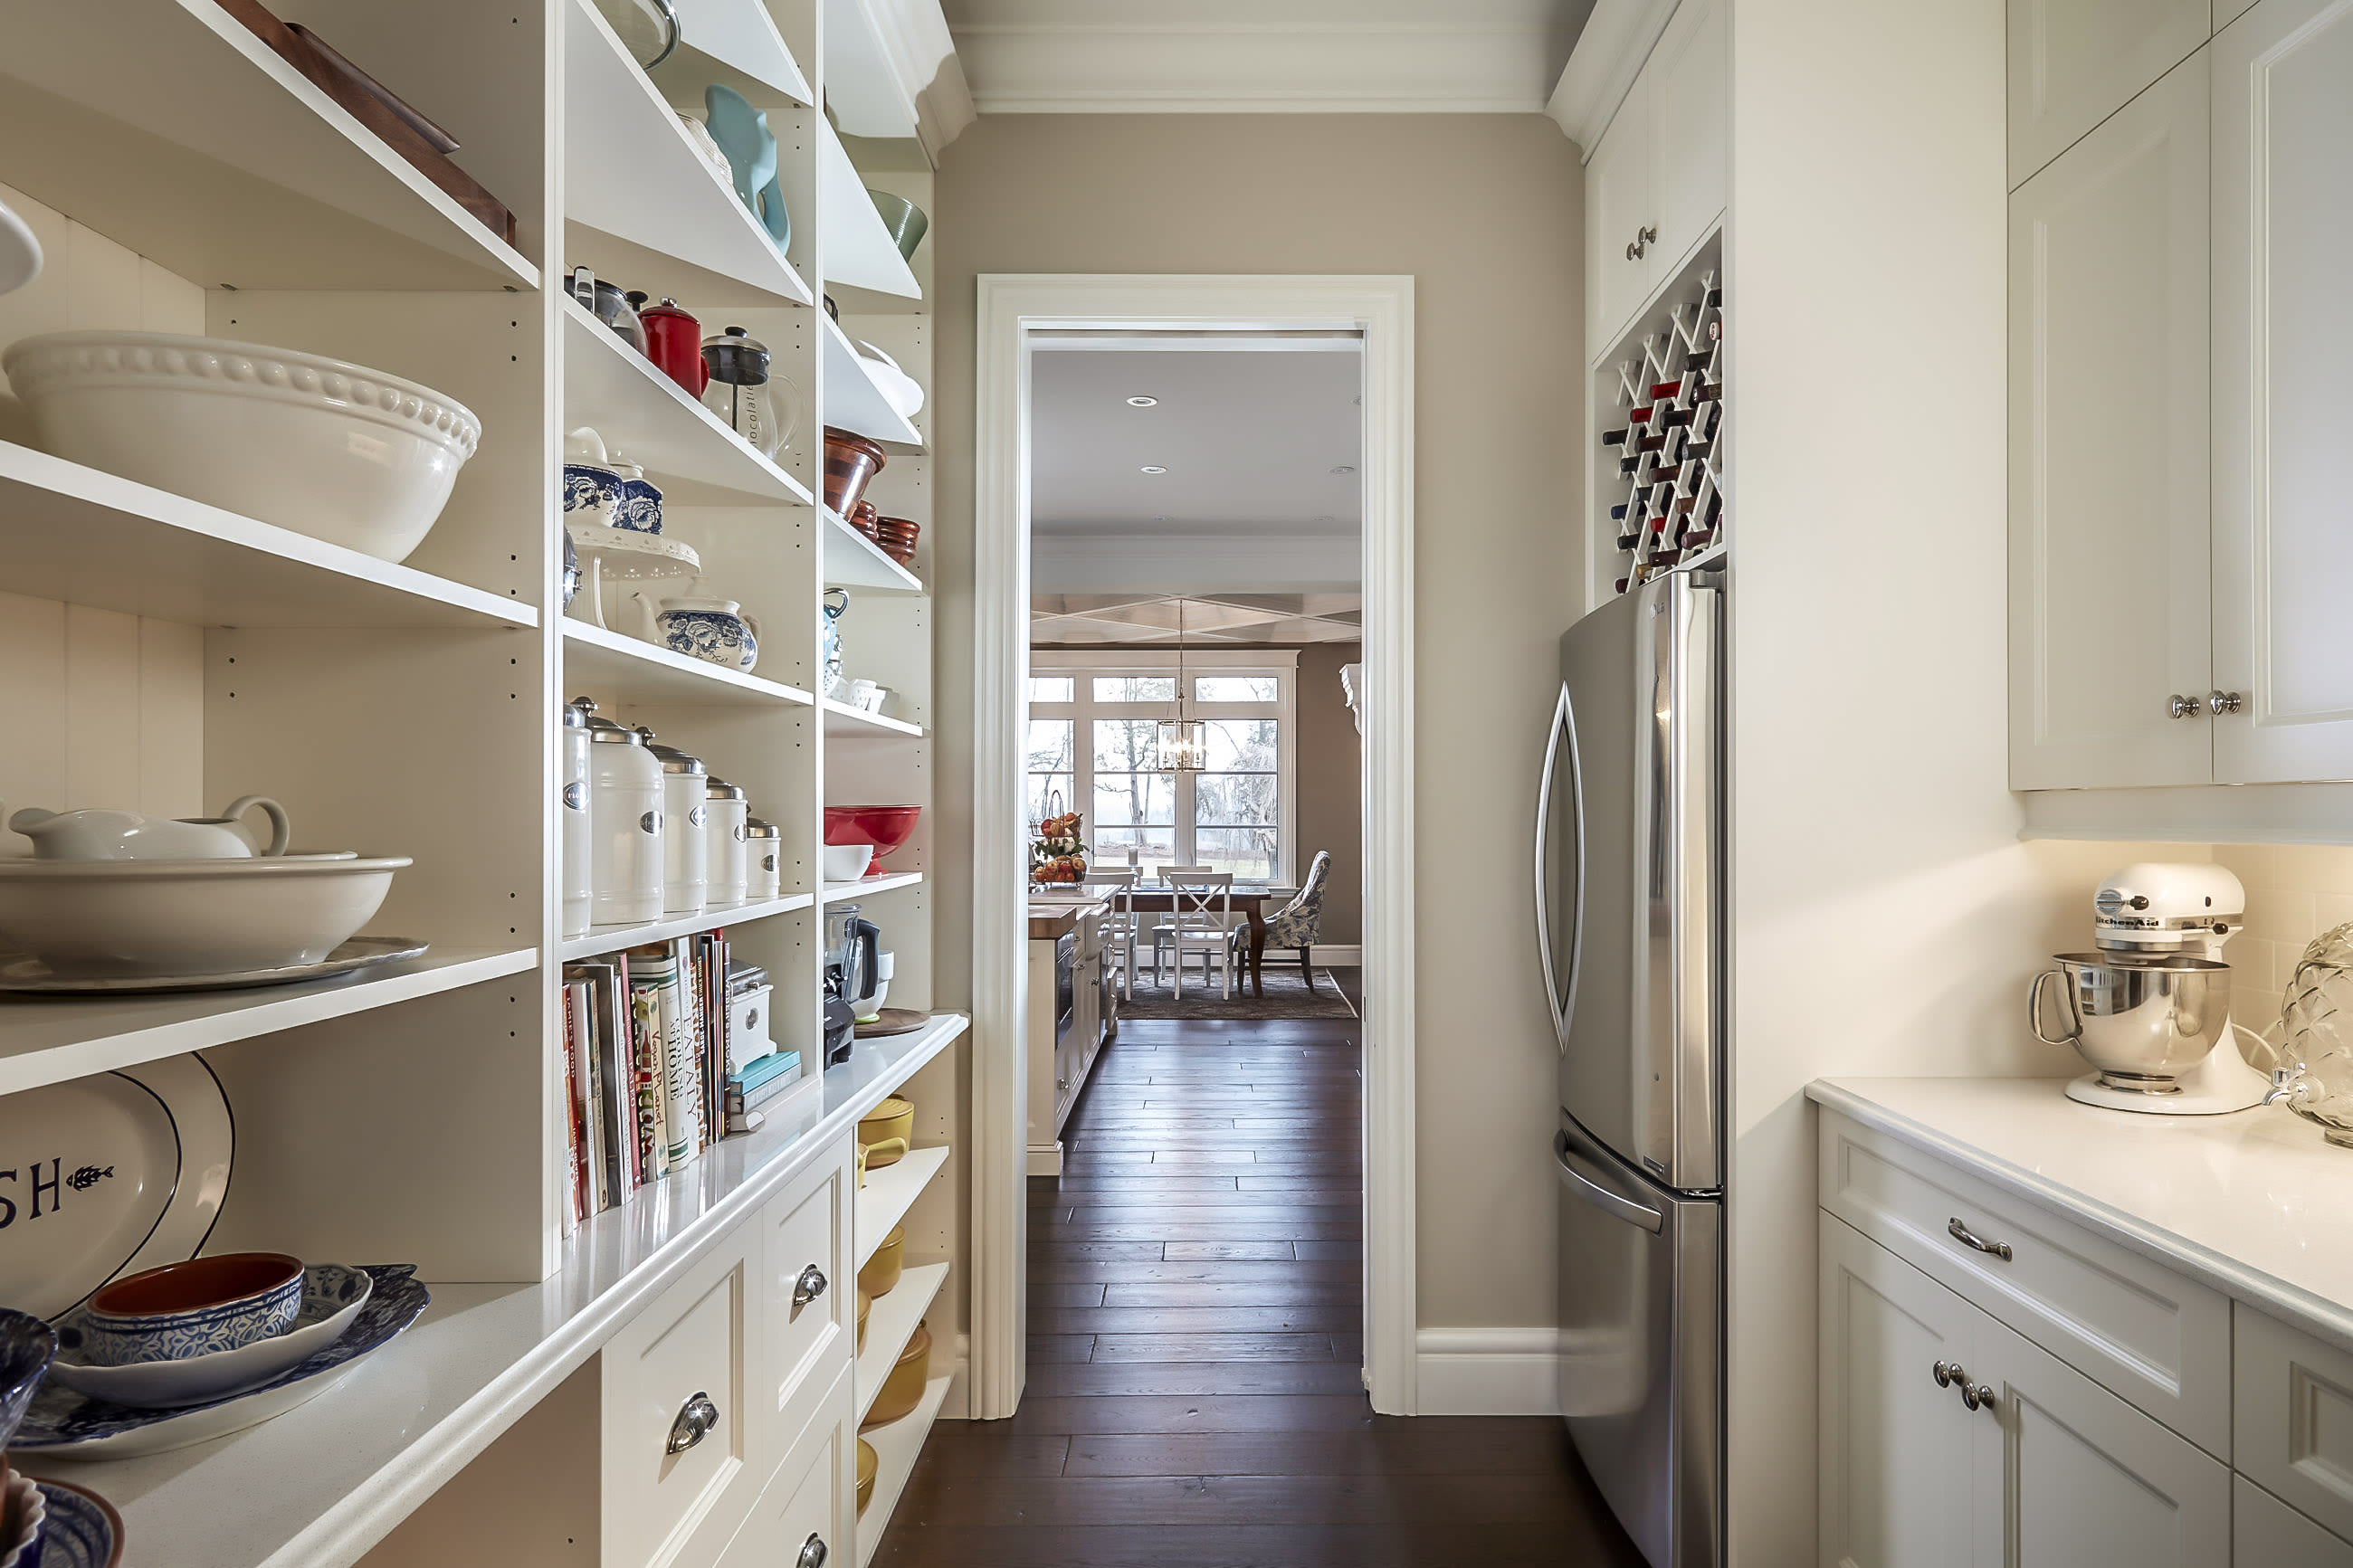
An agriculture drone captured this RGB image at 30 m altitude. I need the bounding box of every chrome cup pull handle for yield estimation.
[666,1391,719,1454]
[797,1532,829,1568]
[792,1263,828,1311]
[1948,1216,2013,1261]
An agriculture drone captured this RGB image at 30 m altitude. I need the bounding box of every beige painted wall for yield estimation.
[1292,641,1363,948]
[931,114,1584,1330]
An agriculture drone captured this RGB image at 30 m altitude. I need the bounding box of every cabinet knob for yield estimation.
[1625,223,1659,261]
[2167,693,2201,719]
[2209,689,2244,716]
[665,1391,719,1454]
[1959,1376,2000,1414]
[792,1263,829,1311]
[798,1532,829,1568]
[1932,1359,1961,1388]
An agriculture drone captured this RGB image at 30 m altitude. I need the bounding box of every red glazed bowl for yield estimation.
[824,806,921,878]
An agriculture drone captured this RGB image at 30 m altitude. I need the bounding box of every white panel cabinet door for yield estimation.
[1818,1216,1982,1568]
[2208,0,2353,784]
[2008,52,2213,790]
[2236,1478,2353,1568]
[1969,1311,2232,1568]
[2008,0,2212,187]
[1647,0,1727,280]
[1586,73,1656,360]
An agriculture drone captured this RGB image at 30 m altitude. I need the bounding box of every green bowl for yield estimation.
[866,190,929,261]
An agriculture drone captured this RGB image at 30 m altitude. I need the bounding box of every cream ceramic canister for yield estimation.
[636,730,710,916]
[658,584,760,672]
[703,778,749,904]
[745,817,781,899]
[581,702,662,924]
[560,700,594,938]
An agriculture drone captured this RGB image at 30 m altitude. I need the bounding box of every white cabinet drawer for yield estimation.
[603,1215,766,1568]
[1818,1109,2231,1456]
[2235,1305,2353,1542]
[717,1362,853,1568]
[2236,1475,2353,1567]
[761,1135,852,1435]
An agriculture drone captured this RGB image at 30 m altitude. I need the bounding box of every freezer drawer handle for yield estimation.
[1553,1130,1663,1234]
[1947,1217,2013,1261]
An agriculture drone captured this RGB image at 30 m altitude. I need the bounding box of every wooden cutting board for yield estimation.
[853,1008,929,1039]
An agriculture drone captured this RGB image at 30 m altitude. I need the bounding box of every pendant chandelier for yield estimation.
[1155,600,1206,772]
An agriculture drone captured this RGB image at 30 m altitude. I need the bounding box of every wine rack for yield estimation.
[1602,270,1725,595]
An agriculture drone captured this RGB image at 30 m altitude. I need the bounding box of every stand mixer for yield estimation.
[2030,862,2271,1115]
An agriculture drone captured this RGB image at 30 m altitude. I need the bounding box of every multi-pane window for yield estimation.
[1026,652,1297,882]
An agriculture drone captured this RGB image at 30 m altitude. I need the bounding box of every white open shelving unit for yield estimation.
[0,0,952,1562]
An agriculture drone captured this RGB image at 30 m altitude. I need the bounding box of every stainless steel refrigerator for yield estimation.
[1537,565,1723,1568]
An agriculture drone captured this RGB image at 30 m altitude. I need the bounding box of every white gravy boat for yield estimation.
[9,796,293,860]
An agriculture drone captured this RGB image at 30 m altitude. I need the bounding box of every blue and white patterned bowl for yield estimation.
[659,608,758,671]
[23,1479,120,1568]
[78,1253,302,1365]
[52,1263,373,1409]
[614,470,664,534]
[561,462,621,527]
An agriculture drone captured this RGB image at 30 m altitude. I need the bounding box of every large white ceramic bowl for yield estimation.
[0,857,410,978]
[3,331,480,564]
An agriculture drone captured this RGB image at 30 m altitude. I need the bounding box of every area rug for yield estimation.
[1115,964,1356,1020]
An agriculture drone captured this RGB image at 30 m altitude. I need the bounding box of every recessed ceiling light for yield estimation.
[1140,466,1167,474]
[1127,395,1158,407]
[1330,465,1357,474]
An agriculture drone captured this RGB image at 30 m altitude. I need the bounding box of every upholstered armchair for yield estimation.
[1262,851,1332,989]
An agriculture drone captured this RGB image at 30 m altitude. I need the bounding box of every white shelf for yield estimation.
[563,0,814,309]
[820,314,924,448]
[822,508,924,594]
[855,1143,948,1269]
[856,1375,951,1568]
[823,699,924,738]
[818,121,921,300]
[561,297,814,507]
[563,619,815,706]
[0,947,536,1098]
[648,0,814,109]
[823,0,920,140]
[854,1260,948,1418]
[0,442,538,630]
[560,895,815,963]
[0,1,537,291]
[10,1015,970,1568]
[823,872,923,904]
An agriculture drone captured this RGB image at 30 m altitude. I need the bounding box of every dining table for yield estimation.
[1096,880,1295,998]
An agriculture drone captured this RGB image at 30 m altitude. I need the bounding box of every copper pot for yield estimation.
[823,428,887,516]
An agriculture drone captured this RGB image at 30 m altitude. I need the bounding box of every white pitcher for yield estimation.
[8,796,292,860]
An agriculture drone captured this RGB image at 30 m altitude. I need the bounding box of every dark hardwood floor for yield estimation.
[876,1009,1647,1566]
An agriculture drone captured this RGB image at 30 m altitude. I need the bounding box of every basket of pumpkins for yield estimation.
[1029,796,1088,886]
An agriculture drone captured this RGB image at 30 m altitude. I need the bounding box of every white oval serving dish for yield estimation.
[0,857,410,978]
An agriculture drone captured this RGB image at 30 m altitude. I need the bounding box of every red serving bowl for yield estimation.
[824,806,920,877]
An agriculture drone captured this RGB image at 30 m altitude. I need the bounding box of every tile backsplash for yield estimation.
[2210,844,2353,1043]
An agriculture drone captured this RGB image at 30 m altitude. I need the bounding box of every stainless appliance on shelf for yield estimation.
[1537,565,1724,1568]
[824,904,879,1068]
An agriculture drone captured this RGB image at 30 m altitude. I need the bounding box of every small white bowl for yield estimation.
[4,330,480,564]
[822,843,874,882]
[0,857,409,978]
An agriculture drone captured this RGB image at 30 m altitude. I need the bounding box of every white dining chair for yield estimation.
[1079,869,1140,999]
[1147,865,1209,987]
[1158,870,1236,999]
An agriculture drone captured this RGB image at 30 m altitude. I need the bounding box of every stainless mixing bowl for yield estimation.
[2030,953,2231,1092]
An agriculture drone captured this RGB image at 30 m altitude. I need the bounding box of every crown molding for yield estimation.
[951,18,1566,115]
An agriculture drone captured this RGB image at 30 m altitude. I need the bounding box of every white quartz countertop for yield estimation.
[1810,1077,2353,1354]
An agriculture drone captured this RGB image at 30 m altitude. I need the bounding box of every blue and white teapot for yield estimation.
[657,582,760,672]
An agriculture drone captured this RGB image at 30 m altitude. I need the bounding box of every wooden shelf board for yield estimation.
[818,121,921,301]
[822,508,924,594]
[563,0,813,309]
[820,313,924,448]
[856,1375,952,1568]
[561,297,814,507]
[0,442,538,630]
[563,619,815,707]
[853,1261,948,1419]
[854,1144,949,1270]
[560,895,815,963]
[822,873,923,904]
[823,699,925,738]
[0,946,537,1098]
[0,1,536,291]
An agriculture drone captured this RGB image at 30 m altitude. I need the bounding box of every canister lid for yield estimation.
[743,817,780,839]
[563,697,593,729]
[576,698,644,744]
[706,777,748,801]
[634,727,706,774]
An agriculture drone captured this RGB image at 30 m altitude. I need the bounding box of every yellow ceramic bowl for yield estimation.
[856,1288,872,1355]
[855,1438,877,1516]
[860,1096,913,1168]
[857,1223,905,1297]
[861,1320,929,1430]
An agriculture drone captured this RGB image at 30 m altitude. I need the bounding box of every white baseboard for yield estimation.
[1414,1328,1560,1415]
[940,1340,970,1419]
[1310,945,1361,966]
[1026,1142,1062,1176]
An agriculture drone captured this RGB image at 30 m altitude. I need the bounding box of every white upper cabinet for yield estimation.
[2007,0,2213,187]
[2008,52,2212,791]
[1580,0,1725,360]
[2208,0,2353,784]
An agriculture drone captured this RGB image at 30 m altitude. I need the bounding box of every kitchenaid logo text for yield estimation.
[0,1158,115,1227]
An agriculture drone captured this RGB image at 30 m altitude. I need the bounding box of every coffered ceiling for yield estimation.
[943,0,1596,115]
[1031,593,1363,647]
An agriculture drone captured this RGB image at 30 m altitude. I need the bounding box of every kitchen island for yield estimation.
[1027,894,1112,1175]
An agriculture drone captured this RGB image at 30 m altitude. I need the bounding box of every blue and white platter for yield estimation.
[14,1265,427,1459]
[23,1480,120,1568]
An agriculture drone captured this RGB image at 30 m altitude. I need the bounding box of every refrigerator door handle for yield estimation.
[1553,1127,1663,1234]
[1534,682,1584,1049]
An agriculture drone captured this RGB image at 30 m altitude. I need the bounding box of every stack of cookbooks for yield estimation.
[558,931,733,1230]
